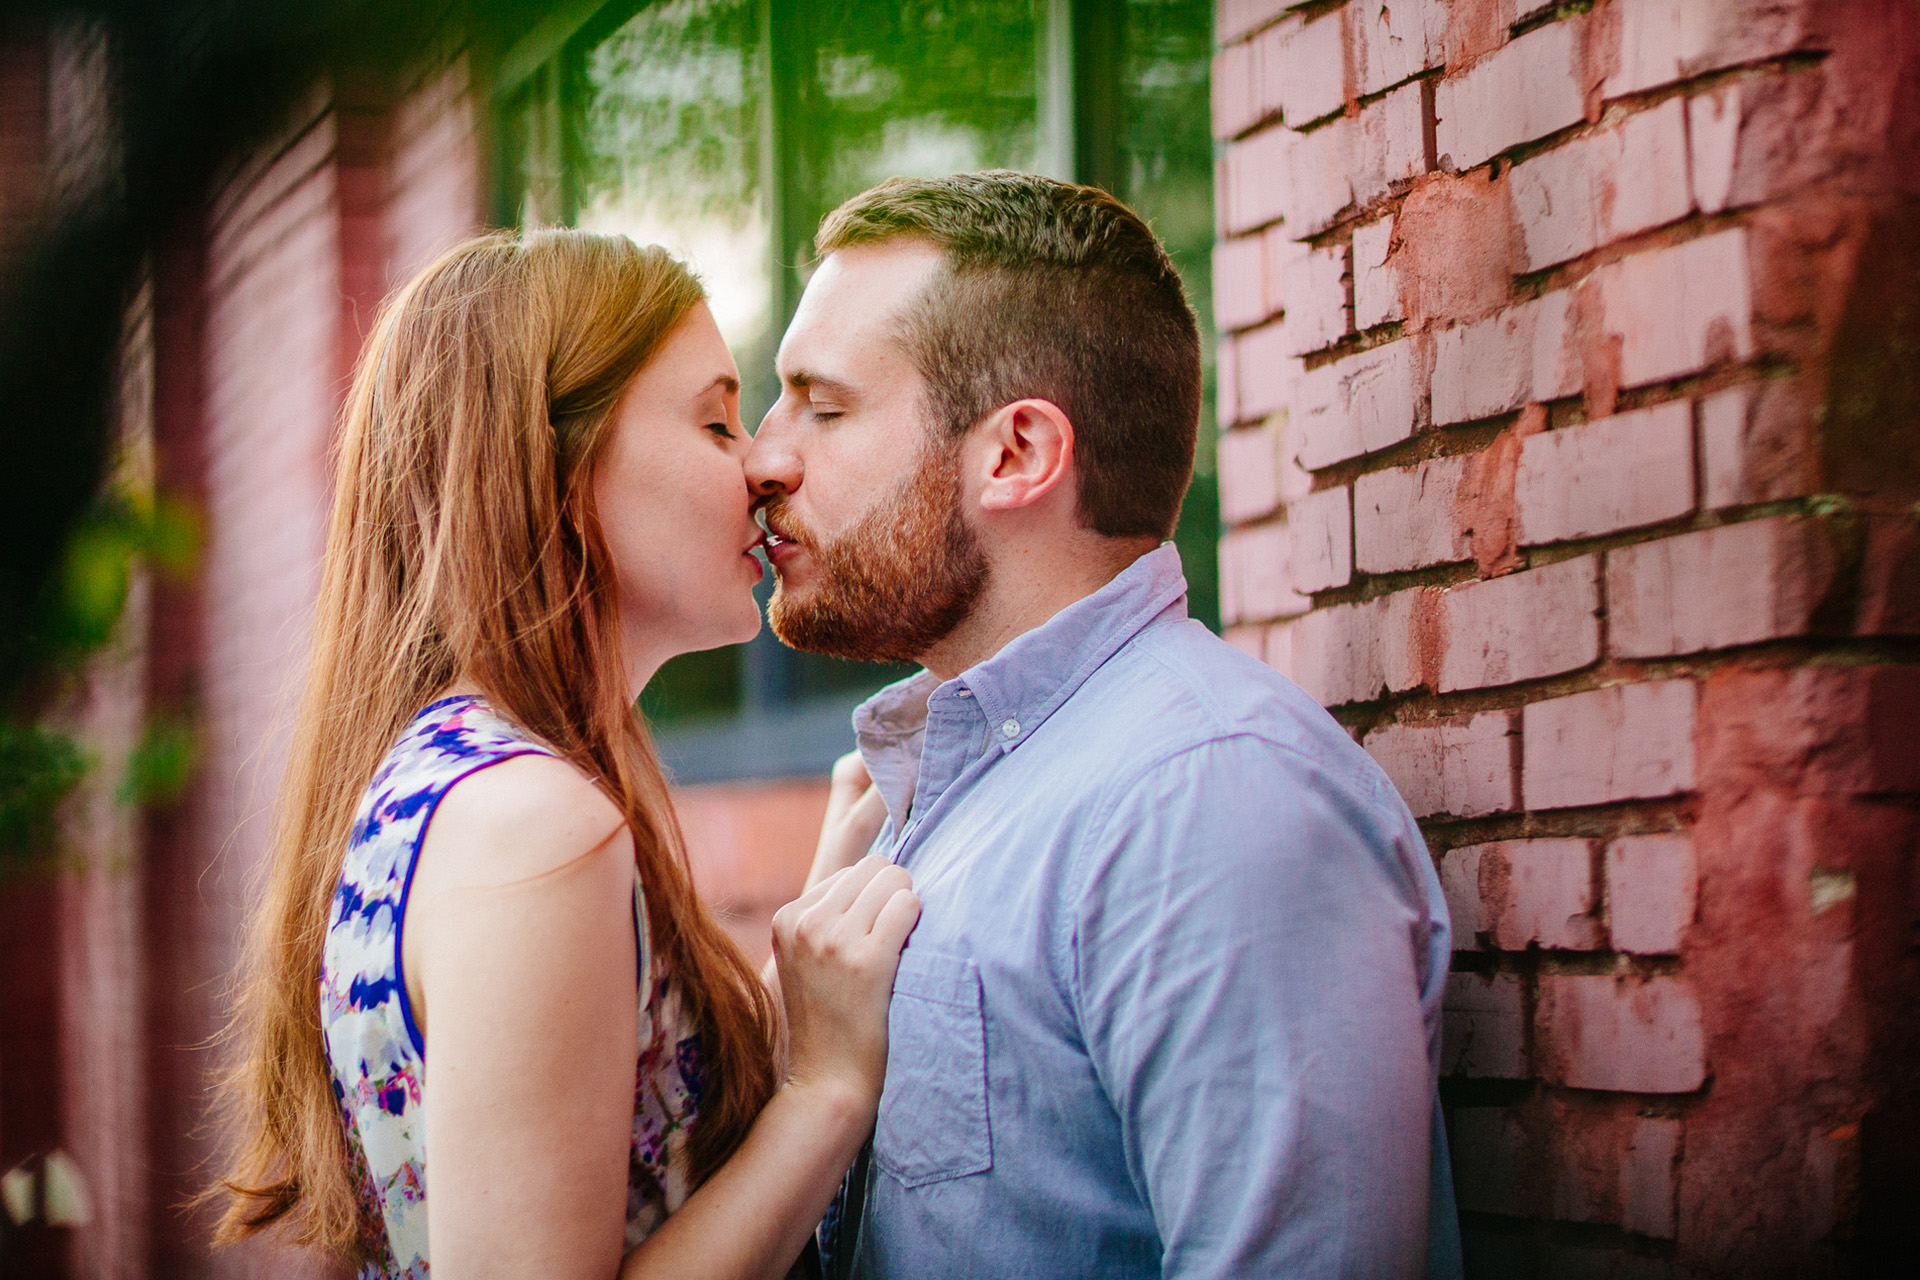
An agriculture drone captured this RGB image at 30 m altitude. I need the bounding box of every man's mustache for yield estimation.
[755,496,815,554]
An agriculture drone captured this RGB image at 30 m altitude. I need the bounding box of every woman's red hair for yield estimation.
[211,229,778,1266]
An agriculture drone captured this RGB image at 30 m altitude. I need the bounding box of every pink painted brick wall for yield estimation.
[1212,0,1920,1266]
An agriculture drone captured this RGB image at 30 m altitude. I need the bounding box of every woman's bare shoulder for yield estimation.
[423,752,632,890]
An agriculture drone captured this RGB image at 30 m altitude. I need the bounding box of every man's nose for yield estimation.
[745,404,800,499]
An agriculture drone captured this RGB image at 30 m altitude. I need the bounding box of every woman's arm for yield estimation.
[619,857,918,1280]
[408,755,916,1280]
[406,754,640,1280]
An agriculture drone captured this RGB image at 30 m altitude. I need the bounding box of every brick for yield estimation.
[1434,18,1585,170]
[1258,8,1345,128]
[1510,98,1691,271]
[1217,334,1240,426]
[1535,974,1707,1093]
[1261,225,1310,310]
[1290,597,1385,707]
[1443,973,1528,1079]
[1212,39,1260,140]
[1431,290,1578,424]
[1271,407,1316,507]
[1215,153,1231,239]
[1223,624,1268,660]
[1291,585,1431,705]
[1288,484,1352,592]
[1218,422,1282,523]
[1365,710,1518,818]
[1689,82,1743,214]
[1697,665,1920,797]
[1698,383,1749,508]
[1602,0,1806,99]
[1341,339,1423,459]
[1437,555,1601,691]
[1446,839,1601,951]
[1607,516,1839,657]
[1450,1107,1527,1215]
[1606,833,1695,955]
[1278,242,1349,356]
[1274,81,1428,239]
[1352,0,1446,97]
[1621,1118,1681,1237]
[1217,0,1295,45]
[1523,679,1697,810]
[1262,617,1295,681]
[1222,123,1296,234]
[1219,521,1310,624]
[1234,319,1299,420]
[1514,401,1695,544]
[1354,452,1471,574]
[1352,213,1402,329]
[1291,339,1421,469]
[1542,1105,1683,1239]
[1280,117,1354,235]
[1858,517,1920,637]
[1212,234,1270,332]
[1352,80,1428,208]
[1590,228,1753,388]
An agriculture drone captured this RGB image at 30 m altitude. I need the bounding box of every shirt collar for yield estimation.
[854,543,1190,826]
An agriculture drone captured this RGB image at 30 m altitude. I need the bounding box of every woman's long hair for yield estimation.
[211,229,779,1265]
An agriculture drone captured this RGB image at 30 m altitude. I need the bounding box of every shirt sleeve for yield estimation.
[1070,733,1440,1279]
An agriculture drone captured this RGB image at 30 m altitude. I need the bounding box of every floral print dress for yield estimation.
[321,694,704,1278]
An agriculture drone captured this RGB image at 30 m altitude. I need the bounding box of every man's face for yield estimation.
[747,241,987,663]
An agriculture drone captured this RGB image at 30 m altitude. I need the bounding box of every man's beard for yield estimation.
[763,442,988,664]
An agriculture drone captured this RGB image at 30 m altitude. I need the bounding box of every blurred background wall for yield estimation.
[0,1,1917,1277]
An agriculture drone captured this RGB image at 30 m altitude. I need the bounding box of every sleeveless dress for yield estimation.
[320,694,705,1278]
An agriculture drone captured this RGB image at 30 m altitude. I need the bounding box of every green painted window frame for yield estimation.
[490,0,1216,783]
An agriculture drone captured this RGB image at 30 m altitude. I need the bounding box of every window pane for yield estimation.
[1117,0,1218,631]
[560,0,1217,732]
[576,0,769,373]
[574,0,767,724]
[808,0,1043,207]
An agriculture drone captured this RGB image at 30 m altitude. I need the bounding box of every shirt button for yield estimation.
[958,689,973,698]
[1000,719,1020,738]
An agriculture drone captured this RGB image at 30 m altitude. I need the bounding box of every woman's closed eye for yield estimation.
[704,420,737,441]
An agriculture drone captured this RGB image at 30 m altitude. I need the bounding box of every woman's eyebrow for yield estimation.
[701,373,741,397]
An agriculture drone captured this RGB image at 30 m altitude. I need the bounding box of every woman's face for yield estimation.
[592,302,764,694]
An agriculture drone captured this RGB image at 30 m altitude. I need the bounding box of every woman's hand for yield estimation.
[772,855,920,1107]
[804,752,888,893]
[619,855,918,1280]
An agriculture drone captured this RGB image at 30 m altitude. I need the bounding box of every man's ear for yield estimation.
[973,398,1074,513]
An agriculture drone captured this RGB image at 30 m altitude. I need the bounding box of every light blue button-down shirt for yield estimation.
[826,544,1462,1279]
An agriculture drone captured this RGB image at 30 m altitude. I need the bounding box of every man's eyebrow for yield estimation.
[786,368,855,398]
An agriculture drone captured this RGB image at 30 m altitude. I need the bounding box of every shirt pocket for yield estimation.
[874,949,992,1188]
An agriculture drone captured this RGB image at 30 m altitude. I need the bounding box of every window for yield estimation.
[495,0,1216,783]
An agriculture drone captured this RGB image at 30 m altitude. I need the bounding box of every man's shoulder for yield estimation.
[1074,617,1363,772]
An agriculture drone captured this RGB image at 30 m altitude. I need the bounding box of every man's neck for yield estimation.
[919,535,1160,681]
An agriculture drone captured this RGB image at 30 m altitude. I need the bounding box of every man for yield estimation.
[746,171,1462,1278]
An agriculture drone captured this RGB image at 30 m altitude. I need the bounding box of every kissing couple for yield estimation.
[215,170,1462,1279]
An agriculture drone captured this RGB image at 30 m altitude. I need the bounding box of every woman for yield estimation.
[213,228,911,1279]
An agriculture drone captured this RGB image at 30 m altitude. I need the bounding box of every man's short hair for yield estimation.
[815,171,1202,541]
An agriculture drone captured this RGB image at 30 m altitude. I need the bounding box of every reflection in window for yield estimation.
[577,0,768,367]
